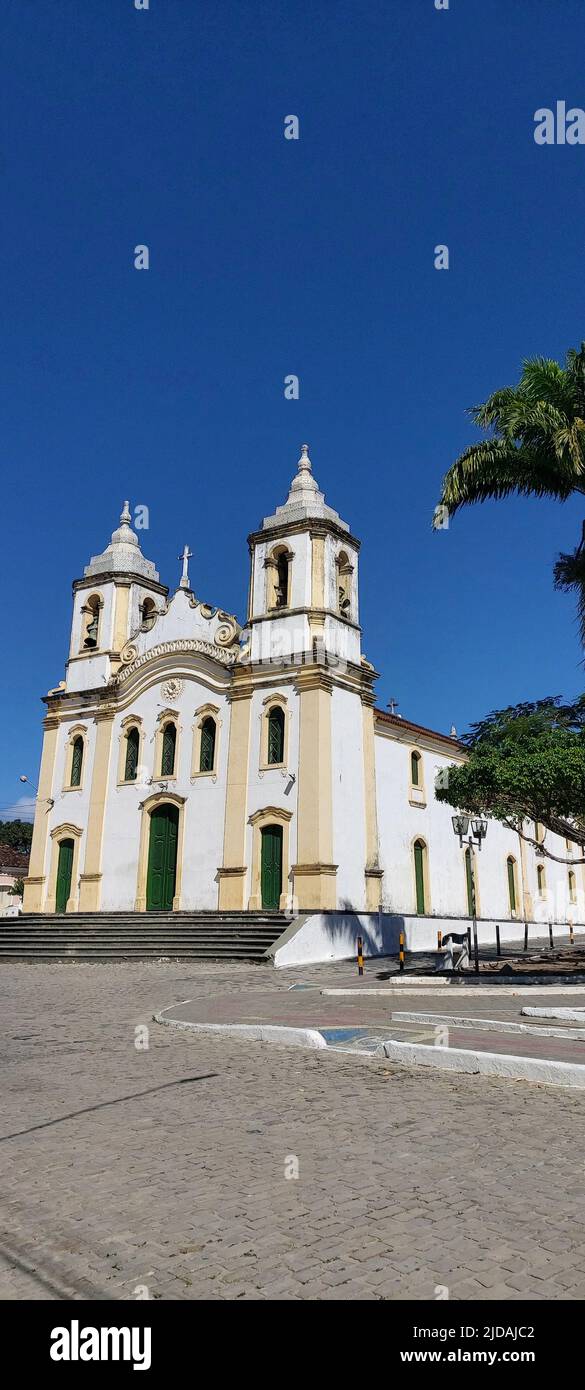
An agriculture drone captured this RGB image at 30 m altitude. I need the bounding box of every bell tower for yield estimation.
[247,445,362,666]
[66,502,168,692]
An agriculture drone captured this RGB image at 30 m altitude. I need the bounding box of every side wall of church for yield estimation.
[331,685,367,909]
[374,729,585,926]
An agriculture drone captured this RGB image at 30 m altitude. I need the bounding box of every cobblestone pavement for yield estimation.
[2,960,585,1301]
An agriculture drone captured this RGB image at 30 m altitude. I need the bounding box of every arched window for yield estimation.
[537,863,546,896]
[336,551,353,616]
[161,722,177,777]
[82,595,101,650]
[199,717,216,773]
[124,726,140,782]
[413,839,427,915]
[70,736,84,788]
[140,597,156,630]
[275,551,289,608]
[410,750,421,788]
[569,870,577,904]
[507,856,517,915]
[465,846,474,916]
[266,546,292,610]
[267,705,285,765]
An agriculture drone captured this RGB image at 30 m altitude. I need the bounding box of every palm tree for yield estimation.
[436,344,585,642]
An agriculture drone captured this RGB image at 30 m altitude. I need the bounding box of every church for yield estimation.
[23,445,585,964]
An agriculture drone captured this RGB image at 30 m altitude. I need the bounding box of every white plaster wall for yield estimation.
[250,532,311,618]
[99,672,230,911]
[43,718,97,897]
[251,613,312,665]
[331,686,366,909]
[273,911,585,968]
[374,730,585,926]
[66,583,116,692]
[323,532,360,621]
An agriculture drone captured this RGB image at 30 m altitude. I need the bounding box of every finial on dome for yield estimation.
[298,443,312,472]
[120,500,132,526]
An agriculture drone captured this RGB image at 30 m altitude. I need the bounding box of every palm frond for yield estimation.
[554,531,585,647]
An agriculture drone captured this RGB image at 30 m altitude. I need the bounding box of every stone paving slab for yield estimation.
[3,958,585,1301]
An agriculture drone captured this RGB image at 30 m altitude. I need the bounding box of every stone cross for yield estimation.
[178,545,192,590]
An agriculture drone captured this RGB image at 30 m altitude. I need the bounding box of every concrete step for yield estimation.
[0,911,293,961]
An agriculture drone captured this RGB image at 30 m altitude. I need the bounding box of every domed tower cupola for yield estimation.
[66,501,168,693]
[247,446,362,666]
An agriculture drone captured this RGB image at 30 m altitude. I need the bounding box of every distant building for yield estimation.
[0,845,29,915]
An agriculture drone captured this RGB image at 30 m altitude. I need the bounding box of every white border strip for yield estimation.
[376,1038,585,1089]
[391,1010,585,1041]
[322,985,585,997]
[521,1006,585,1022]
[154,1008,327,1050]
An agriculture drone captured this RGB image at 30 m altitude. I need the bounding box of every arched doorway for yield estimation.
[261,824,283,910]
[146,804,179,911]
[55,839,74,913]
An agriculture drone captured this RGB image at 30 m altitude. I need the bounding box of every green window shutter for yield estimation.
[200,718,216,772]
[161,723,176,776]
[267,707,285,764]
[70,737,83,787]
[414,841,426,914]
[465,848,474,916]
[507,857,516,914]
[411,751,419,786]
[125,727,139,781]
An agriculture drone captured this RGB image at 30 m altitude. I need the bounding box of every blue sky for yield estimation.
[2,0,585,820]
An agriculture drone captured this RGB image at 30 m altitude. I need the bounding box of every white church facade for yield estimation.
[23,446,585,962]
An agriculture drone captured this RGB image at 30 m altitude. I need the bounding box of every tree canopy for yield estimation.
[435,697,585,860]
[435,345,585,643]
[0,820,33,855]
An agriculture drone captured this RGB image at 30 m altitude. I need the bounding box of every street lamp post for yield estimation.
[452,814,488,974]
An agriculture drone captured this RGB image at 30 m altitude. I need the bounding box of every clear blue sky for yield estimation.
[2,0,585,820]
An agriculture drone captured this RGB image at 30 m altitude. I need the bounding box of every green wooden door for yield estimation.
[261,825,283,910]
[56,839,74,913]
[146,805,179,911]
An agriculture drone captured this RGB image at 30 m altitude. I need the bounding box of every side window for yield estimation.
[507,856,517,915]
[267,706,285,764]
[161,722,177,776]
[124,726,140,782]
[70,736,84,787]
[199,717,216,773]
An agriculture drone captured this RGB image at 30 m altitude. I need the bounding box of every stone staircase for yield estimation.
[0,911,292,962]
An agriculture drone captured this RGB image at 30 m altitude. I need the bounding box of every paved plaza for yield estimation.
[2,958,585,1300]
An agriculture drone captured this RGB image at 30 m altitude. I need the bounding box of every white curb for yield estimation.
[391,1010,585,1041]
[322,984,585,997]
[154,1009,327,1049]
[521,1006,585,1022]
[375,1038,585,1089]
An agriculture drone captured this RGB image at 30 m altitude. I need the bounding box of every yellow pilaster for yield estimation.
[293,670,337,909]
[217,683,252,909]
[311,533,326,608]
[112,581,131,653]
[362,701,383,910]
[22,715,60,912]
[78,709,115,911]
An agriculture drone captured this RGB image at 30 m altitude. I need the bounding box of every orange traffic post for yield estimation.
[357,935,364,977]
[399,931,405,972]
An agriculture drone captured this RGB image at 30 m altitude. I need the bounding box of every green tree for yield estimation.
[435,696,585,862]
[436,344,585,642]
[0,820,33,854]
